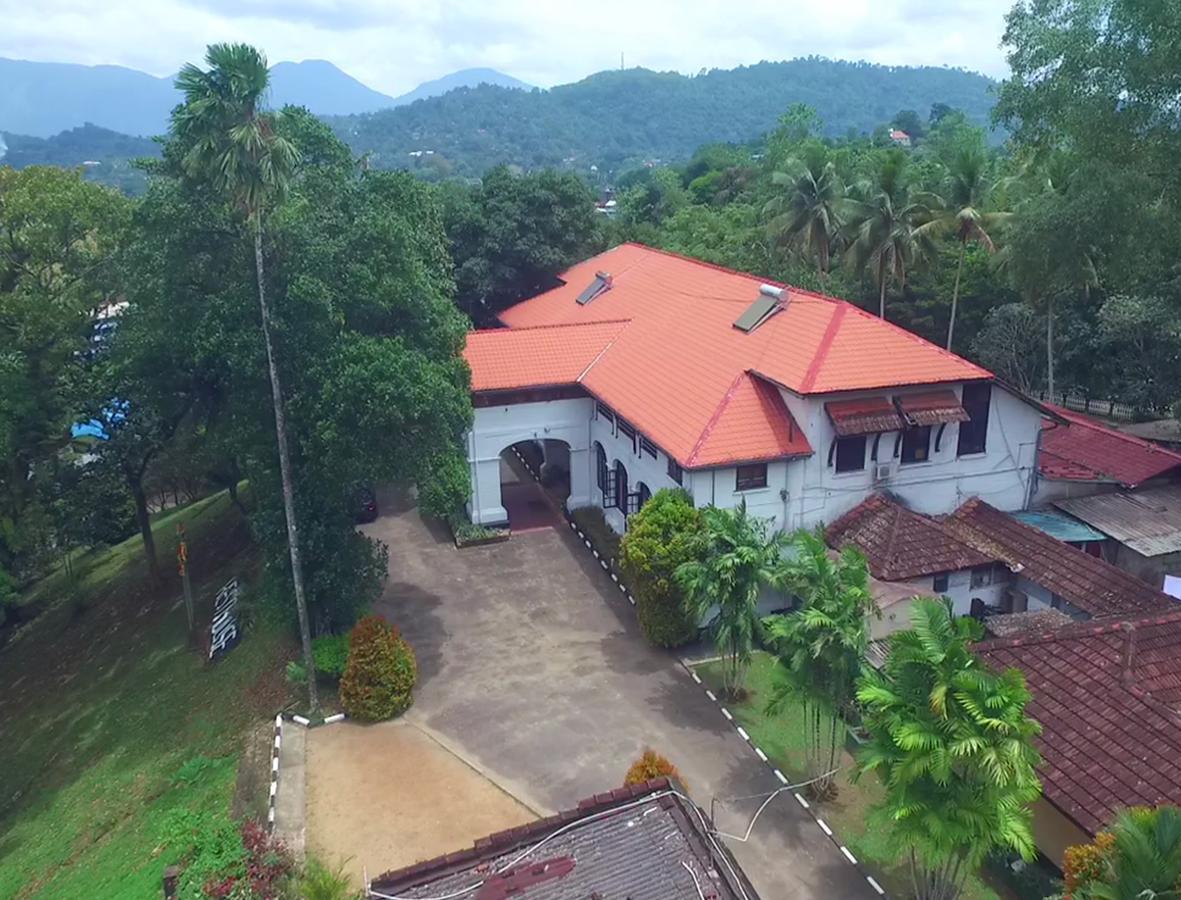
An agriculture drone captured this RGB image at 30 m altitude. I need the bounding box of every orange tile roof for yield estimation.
[473,244,992,468]
[464,321,627,392]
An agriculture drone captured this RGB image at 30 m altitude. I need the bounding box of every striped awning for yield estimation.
[825,397,904,436]
[896,390,970,427]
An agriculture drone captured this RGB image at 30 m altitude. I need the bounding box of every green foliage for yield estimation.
[675,503,787,695]
[571,506,621,563]
[312,634,350,679]
[763,530,874,796]
[1065,806,1181,900]
[856,598,1042,900]
[624,749,684,791]
[619,489,703,648]
[295,857,363,900]
[339,615,417,721]
[286,660,308,685]
[159,805,246,898]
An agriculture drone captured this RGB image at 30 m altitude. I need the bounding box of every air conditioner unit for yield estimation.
[873,462,896,482]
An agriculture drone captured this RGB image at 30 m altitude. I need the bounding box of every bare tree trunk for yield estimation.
[254,222,319,714]
[947,240,966,350]
[130,478,159,582]
[1046,295,1055,400]
[878,261,888,319]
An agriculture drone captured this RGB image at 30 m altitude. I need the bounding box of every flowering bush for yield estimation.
[201,819,292,899]
[339,615,417,721]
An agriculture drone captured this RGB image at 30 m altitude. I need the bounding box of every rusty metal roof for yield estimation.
[1056,485,1181,557]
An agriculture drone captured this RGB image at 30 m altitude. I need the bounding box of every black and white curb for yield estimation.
[682,664,887,897]
[269,714,282,833]
[566,516,636,607]
[287,712,347,728]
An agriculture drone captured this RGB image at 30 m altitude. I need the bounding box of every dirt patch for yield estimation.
[231,719,276,822]
[305,721,536,888]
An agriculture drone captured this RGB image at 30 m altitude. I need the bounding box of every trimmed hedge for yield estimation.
[619,489,704,648]
[339,615,417,721]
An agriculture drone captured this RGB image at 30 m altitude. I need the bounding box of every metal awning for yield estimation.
[825,396,904,436]
[1013,509,1108,544]
[1056,485,1181,557]
[896,390,970,427]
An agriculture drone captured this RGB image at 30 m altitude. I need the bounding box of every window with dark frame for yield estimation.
[735,463,768,491]
[957,382,992,456]
[614,460,629,510]
[594,442,608,494]
[640,437,658,459]
[667,457,683,485]
[617,418,637,452]
[834,435,867,473]
[933,573,950,593]
[900,426,932,464]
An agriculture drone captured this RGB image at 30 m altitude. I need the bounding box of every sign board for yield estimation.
[209,577,241,660]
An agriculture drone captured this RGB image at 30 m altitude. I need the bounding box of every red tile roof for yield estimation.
[825,396,904,437]
[686,373,811,467]
[464,321,627,392]
[826,494,995,580]
[978,611,1181,835]
[1040,405,1181,488]
[945,498,1174,619]
[896,389,970,426]
[472,243,990,467]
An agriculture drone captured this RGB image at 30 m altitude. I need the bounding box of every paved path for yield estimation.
[365,490,878,899]
[273,719,306,861]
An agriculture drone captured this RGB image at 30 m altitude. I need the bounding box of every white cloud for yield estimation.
[0,0,1011,95]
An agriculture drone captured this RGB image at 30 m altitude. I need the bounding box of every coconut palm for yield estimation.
[764,143,846,277]
[171,44,319,711]
[1072,806,1181,899]
[856,598,1042,900]
[763,530,875,798]
[931,145,1008,350]
[675,503,787,697]
[844,151,941,319]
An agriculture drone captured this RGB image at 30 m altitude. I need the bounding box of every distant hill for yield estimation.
[0,124,160,193]
[390,67,533,106]
[0,57,528,137]
[334,59,999,176]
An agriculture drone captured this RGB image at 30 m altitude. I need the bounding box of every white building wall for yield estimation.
[588,408,683,533]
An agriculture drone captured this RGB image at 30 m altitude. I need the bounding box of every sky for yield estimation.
[0,0,1013,94]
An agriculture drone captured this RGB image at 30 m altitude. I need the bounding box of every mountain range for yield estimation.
[0,57,532,138]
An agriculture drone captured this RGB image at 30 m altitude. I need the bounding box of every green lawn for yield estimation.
[694,651,1002,900]
[0,490,294,899]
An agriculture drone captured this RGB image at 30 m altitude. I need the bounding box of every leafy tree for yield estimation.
[764,530,874,798]
[0,166,129,577]
[675,503,787,696]
[856,598,1042,900]
[844,151,941,318]
[971,304,1046,395]
[619,488,704,648]
[892,109,926,140]
[764,142,846,277]
[1065,806,1181,900]
[443,165,602,322]
[171,43,319,707]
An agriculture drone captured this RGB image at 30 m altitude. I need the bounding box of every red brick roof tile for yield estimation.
[1040,406,1181,488]
[464,321,627,392]
[978,611,1181,835]
[826,494,994,580]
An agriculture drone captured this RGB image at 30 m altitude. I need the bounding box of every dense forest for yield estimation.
[332,59,998,177]
[0,125,160,194]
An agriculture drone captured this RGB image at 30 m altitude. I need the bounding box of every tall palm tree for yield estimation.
[675,503,787,697]
[764,143,845,277]
[932,145,1008,350]
[856,599,1042,900]
[1071,806,1181,899]
[845,151,941,319]
[171,44,318,711]
[764,530,874,798]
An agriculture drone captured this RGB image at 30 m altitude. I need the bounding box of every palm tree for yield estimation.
[844,151,941,319]
[171,44,318,712]
[856,598,1042,900]
[931,145,1007,350]
[675,503,787,697]
[1070,806,1181,899]
[763,530,875,798]
[764,143,845,277]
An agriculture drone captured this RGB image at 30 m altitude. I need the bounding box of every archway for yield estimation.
[494,440,571,531]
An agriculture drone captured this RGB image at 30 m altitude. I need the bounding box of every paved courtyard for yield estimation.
[361,486,878,898]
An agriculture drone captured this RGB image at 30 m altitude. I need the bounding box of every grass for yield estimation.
[694,651,1002,900]
[0,488,295,899]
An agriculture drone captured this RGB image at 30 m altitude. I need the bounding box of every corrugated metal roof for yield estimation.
[1056,485,1181,557]
[1012,510,1108,544]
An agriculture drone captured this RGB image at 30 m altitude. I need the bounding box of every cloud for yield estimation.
[0,0,1011,97]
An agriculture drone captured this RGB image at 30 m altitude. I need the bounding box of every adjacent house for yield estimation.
[368,778,760,900]
[462,244,1045,534]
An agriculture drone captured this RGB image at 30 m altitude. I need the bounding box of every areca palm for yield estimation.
[171,44,319,711]
[931,145,1008,350]
[675,503,787,697]
[764,143,846,277]
[856,599,1041,900]
[845,151,941,319]
[763,530,874,798]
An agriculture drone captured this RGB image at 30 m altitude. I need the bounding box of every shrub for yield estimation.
[312,634,350,679]
[295,857,362,900]
[619,489,704,647]
[624,749,685,792]
[339,615,417,721]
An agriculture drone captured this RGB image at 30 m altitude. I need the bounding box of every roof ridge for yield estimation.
[977,608,1181,653]
[799,303,848,393]
[685,372,749,467]
[576,323,628,383]
[1054,405,1181,462]
[470,318,632,335]
[617,242,791,290]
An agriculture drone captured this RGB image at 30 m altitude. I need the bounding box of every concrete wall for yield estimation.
[1031,798,1089,871]
[588,407,683,533]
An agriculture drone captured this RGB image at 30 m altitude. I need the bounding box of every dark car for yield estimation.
[353,485,378,524]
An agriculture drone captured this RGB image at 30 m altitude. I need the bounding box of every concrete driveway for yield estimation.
[363,488,878,899]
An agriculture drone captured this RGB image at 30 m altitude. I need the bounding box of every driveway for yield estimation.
[364,489,877,899]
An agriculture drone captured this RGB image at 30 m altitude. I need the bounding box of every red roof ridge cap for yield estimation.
[576,324,628,383]
[685,371,749,467]
[472,318,632,335]
[617,241,790,290]
[799,303,848,393]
